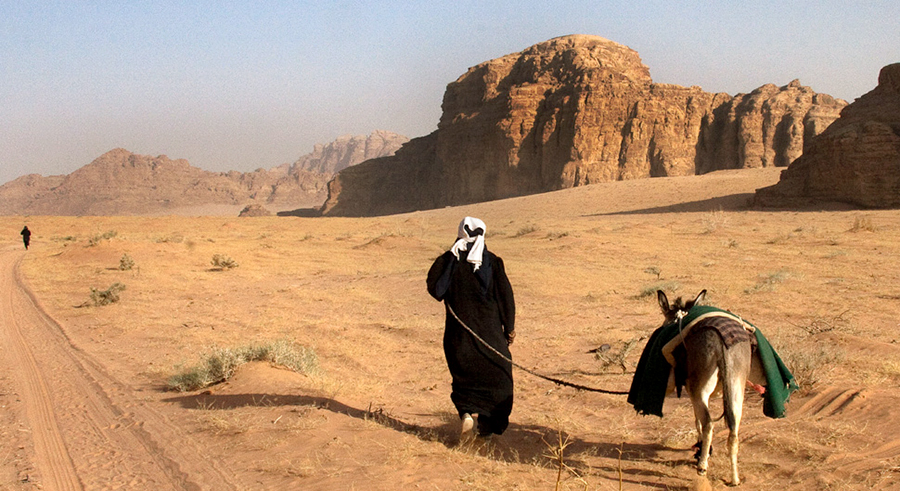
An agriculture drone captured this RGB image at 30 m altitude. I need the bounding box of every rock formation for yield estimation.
[756,63,900,207]
[0,131,405,216]
[322,35,846,216]
[238,204,274,217]
[291,130,408,174]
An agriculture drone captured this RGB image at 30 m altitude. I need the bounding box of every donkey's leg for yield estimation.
[690,371,719,475]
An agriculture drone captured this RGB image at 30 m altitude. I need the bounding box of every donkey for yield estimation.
[657,289,753,486]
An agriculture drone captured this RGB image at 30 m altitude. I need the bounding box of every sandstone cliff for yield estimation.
[0,131,405,216]
[755,63,900,207]
[322,35,846,216]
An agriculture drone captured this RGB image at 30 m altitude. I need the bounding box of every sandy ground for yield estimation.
[1,167,900,490]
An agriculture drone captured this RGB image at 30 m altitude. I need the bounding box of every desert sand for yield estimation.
[2,167,899,490]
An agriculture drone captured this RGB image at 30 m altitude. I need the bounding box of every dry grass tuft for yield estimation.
[849,215,878,233]
[512,225,539,237]
[780,344,843,396]
[793,310,852,335]
[594,336,645,373]
[542,429,588,491]
[168,340,318,392]
[89,282,126,306]
[744,269,791,294]
[701,208,729,234]
[210,253,238,270]
[87,230,118,246]
[639,281,680,298]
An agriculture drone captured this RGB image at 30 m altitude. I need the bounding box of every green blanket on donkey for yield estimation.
[627,305,799,418]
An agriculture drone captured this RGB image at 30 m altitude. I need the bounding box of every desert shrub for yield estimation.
[795,310,852,335]
[744,269,791,294]
[512,225,539,237]
[643,266,661,279]
[87,230,118,246]
[90,283,126,306]
[766,232,797,245]
[118,254,135,271]
[211,254,238,270]
[155,234,185,243]
[168,340,319,392]
[594,336,645,373]
[701,208,729,234]
[545,231,570,240]
[638,281,680,298]
[849,215,877,233]
[780,344,842,396]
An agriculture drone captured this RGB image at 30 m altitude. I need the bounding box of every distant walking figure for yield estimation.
[427,217,516,441]
[21,226,31,250]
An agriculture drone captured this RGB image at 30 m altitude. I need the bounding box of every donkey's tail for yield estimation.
[719,352,740,431]
[713,334,740,429]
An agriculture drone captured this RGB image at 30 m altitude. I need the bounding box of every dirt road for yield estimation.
[0,248,236,490]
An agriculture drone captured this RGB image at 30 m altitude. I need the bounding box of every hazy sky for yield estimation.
[2,1,898,185]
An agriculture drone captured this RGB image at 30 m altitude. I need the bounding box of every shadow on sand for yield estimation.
[587,192,860,216]
[163,391,688,489]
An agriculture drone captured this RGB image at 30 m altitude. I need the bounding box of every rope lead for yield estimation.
[445,302,630,395]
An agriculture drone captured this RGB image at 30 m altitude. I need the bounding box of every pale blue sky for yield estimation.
[2,1,897,185]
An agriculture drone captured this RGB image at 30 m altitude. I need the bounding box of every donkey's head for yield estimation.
[657,289,707,324]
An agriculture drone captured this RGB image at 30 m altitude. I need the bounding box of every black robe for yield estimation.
[21,227,31,250]
[426,249,515,435]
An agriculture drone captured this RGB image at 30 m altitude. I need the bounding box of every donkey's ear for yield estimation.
[657,290,670,312]
[692,289,707,307]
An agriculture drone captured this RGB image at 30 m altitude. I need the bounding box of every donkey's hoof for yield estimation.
[697,468,707,476]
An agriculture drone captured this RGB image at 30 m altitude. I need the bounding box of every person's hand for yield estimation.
[506,330,516,345]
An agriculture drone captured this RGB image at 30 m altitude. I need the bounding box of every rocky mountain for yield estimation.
[291,130,408,174]
[0,131,405,216]
[755,63,900,207]
[322,35,847,216]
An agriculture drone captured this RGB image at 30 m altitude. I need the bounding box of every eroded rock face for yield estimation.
[756,63,900,207]
[322,35,846,216]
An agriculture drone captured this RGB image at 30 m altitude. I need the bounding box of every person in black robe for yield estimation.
[21,226,31,250]
[426,217,516,440]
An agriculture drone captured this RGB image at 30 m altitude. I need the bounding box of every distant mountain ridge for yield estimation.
[291,130,409,175]
[0,131,406,216]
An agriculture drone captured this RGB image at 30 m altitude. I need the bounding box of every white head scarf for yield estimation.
[450,216,487,271]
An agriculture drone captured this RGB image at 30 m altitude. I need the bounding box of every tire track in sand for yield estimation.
[0,249,236,490]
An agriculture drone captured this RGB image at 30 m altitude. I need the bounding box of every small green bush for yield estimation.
[168,340,319,392]
[90,283,126,306]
